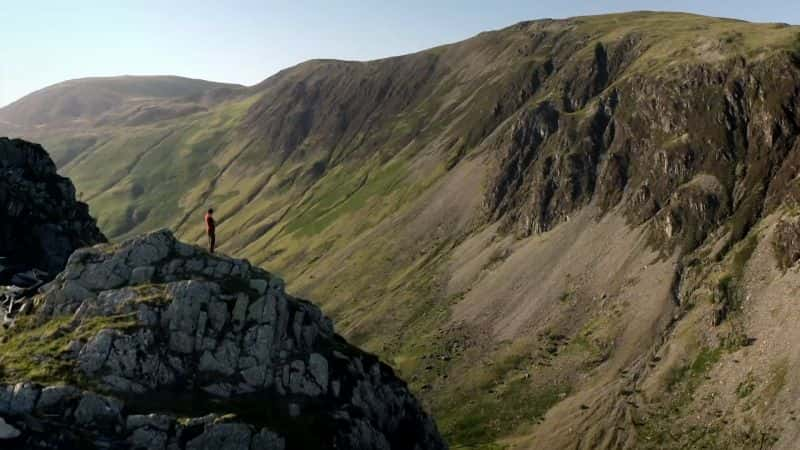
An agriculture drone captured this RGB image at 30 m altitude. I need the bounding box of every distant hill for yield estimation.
[2,12,800,449]
[0,75,246,129]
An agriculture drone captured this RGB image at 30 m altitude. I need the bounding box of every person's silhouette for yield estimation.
[204,208,216,253]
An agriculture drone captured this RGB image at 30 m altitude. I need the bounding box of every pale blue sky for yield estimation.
[1,0,797,107]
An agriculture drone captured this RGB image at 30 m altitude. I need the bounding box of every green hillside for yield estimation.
[3,12,800,449]
[0,75,245,129]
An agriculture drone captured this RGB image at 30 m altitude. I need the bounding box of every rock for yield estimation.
[308,353,329,394]
[175,242,196,257]
[207,300,229,331]
[251,429,286,450]
[9,383,39,415]
[62,280,94,304]
[78,329,117,374]
[35,385,80,413]
[126,414,173,431]
[6,229,445,449]
[231,293,249,330]
[0,386,12,414]
[186,423,252,450]
[0,138,106,281]
[241,365,267,387]
[249,279,268,294]
[131,266,156,284]
[199,351,227,375]
[126,231,172,267]
[0,417,21,440]
[74,393,123,431]
[214,261,233,278]
[10,269,47,288]
[268,277,285,291]
[774,218,800,269]
[129,427,168,450]
[74,287,137,319]
[206,383,235,398]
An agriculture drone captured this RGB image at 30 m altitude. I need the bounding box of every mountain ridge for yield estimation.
[4,11,795,133]
[3,11,800,449]
[0,75,247,130]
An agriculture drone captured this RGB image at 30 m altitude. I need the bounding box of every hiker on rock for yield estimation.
[205,208,216,253]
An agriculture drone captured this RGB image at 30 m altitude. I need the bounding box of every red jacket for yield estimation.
[205,213,216,233]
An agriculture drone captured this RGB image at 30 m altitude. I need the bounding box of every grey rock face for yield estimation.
[35,385,80,414]
[0,383,290,450]
[130,266,156,284]
[0,417,21,440]
[0,386,11,415]
[252,429,286,450]
[126,413,174,431]
[187,423,252,450]
[126,413,174,450]
[8,383,38,415]
[74,393,123,431]
[0,138,106,281]
[9,230,446,450]
[128,427,168,450]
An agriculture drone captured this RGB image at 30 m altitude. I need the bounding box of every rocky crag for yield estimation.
[0,229,445,449]
[0,138,106,282]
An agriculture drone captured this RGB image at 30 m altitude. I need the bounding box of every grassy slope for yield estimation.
[2,12,800,449]
[0,75,245,130]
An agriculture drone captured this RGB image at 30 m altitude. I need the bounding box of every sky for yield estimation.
[0,0,798,107]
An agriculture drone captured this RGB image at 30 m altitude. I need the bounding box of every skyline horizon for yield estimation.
[2,5,798,108]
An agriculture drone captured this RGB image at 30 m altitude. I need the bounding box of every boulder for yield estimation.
[0,417,20,440]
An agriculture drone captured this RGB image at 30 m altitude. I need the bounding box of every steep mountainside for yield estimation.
[3,11,800,449]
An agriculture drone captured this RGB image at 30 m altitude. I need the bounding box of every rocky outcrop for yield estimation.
[484,41,800,255]
[0,383,285,450]
[772,216,800,269]
[0,138,106,281]
[0,230,445,450]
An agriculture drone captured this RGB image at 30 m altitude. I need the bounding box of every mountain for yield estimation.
[3,11,800,449]
[0,139,444,449]
[0,76,245,130]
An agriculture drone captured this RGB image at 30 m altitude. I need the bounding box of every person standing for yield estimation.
[205,208,216,253]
